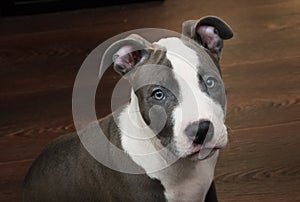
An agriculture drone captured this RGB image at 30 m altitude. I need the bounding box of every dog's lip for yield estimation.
[187,146,220,159]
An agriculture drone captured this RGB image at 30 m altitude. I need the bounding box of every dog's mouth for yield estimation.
[186,145,220,160]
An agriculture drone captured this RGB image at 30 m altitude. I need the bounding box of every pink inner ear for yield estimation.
[114,46,141,71]
[197,26,218,49]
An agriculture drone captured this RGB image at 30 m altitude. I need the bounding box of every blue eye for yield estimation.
[206,77,216,88]
[152,88,165,100]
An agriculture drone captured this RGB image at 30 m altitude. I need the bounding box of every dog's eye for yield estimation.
[206,77,216,88]
[152,88,165,101]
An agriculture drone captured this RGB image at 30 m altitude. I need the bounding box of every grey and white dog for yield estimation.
[23,16,233,202]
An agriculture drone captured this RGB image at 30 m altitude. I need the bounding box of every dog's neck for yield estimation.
[119,90,218,202]
[153,154,218,202]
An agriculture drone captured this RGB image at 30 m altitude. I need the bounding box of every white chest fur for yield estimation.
[149,152,218,202]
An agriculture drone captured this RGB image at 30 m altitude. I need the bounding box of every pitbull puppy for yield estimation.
[23,16,233,202]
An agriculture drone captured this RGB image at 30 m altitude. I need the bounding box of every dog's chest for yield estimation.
[147,152,218,202]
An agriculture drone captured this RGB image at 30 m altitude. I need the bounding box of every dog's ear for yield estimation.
[182,16,233,59]
[100,34,151,77]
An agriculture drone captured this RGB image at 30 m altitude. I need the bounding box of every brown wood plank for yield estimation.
[0,160,32,202]
[224,56,300,129]
[216,121,300,202]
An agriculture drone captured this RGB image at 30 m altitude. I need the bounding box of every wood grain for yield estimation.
[1,0,300,201]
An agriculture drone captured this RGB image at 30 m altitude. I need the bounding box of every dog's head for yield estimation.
[102,16,233,160]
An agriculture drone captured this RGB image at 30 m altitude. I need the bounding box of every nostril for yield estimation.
[193,121,211,145]
[185,120,212,145]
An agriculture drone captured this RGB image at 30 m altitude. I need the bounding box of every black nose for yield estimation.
[185,121,212,145]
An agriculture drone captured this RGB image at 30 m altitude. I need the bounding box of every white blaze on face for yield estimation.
[156,37,227,157]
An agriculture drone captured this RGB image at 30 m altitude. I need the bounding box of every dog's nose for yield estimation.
[185,120,212,145]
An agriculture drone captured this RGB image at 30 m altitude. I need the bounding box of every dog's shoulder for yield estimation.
[23,133,80,182]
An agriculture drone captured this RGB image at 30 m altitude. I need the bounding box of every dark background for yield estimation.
[0,0,162,16]
[1,0,300,201]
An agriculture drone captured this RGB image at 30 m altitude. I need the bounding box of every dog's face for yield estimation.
[102,16,233,160]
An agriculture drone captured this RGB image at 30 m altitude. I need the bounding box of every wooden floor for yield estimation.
[1,0,300,201]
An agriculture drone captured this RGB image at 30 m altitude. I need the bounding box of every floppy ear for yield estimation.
[100,34,151,77]
[182,16,233,59]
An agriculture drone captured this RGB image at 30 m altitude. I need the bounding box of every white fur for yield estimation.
[153,151,219,202]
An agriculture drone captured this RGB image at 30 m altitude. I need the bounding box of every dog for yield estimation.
[23,16,233,202]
